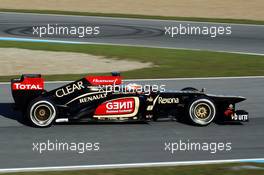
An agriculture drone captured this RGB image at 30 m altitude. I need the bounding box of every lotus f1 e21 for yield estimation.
[11,73,249,127]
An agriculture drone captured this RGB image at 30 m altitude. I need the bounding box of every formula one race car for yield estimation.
[11,73,249,127]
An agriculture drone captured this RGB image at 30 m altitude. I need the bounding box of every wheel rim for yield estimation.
[34,105,51,122]
[30,101,56,127]
[194,103,211,120]
[189,99,216,125]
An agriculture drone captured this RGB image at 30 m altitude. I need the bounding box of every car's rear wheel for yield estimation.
[27,99,57,127]
[188,98,216,126]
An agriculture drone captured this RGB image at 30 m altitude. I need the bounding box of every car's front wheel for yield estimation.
[188,98,216,126]
[27,99,57,127]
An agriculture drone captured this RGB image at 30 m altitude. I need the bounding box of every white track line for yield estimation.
[1,76,264,85]
[0,158,263,173]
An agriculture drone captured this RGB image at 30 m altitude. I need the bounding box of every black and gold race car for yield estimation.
[11,73,248,127]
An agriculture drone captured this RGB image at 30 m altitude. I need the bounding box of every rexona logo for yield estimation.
[12,78,44,90]
[79,93,107,104]
[95,98,136,116]
[56,81,84,98]
[158,97,179,104]
[86,76,122,85]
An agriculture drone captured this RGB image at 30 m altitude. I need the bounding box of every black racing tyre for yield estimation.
[27,98,57,127]
[181,87,199,92]
[187,97,216,126]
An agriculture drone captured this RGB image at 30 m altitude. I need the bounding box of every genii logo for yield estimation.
[94,97,139,117]
[12,78,44,90]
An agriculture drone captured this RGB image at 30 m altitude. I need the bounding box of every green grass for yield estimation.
[1,163,264,175]
[1,41,264,81]
[1,9,264,25]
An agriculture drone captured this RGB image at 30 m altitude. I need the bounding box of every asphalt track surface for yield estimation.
[0,78,263,168]
[0,12,264,55]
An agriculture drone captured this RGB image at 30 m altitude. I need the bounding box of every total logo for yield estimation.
[56,81,84,98]
[13,83,43,90]
[158,97,179,104]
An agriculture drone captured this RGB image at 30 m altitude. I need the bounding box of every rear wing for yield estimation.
[11,74,45,109]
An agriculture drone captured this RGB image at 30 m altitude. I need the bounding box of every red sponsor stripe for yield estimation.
[86,76,122,85]
[95,98,135,115]
[12,78,44,90]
